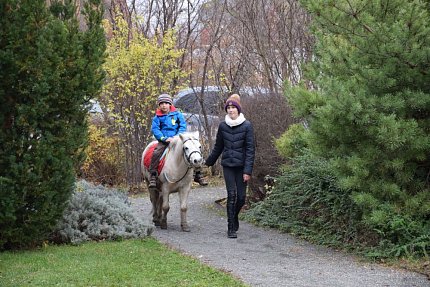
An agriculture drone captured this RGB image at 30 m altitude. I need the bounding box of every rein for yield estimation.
[163,167,191,184]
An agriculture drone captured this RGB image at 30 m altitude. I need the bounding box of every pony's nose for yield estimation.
[191,155,203,165]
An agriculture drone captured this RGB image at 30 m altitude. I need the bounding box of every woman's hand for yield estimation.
[243,174,251,182]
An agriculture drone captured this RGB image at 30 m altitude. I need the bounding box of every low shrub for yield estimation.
[364,209,430,259]
[244,152,430,259]
[244,152,373,248]
[49,180,153,245]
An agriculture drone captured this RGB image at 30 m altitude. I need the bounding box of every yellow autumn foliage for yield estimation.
[80,121,124,186]
[99,15,188,187]
[101,16,187,137]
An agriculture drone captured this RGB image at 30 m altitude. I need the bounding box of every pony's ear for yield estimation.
[179,133,186,141]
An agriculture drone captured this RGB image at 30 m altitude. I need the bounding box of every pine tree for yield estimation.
[287,0,430,251]
[0,0,105,249]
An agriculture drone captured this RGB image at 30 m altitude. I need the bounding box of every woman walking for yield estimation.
[205,94,255,238]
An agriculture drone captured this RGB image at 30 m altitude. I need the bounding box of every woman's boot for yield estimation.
[234,199,244,232]
[234,213,239,232]
[227,201,237,238]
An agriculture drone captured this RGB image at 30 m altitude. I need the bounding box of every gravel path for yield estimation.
[131,186,429,287]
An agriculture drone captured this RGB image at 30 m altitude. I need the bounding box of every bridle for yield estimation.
[182,137,203,167]
[163,136,202,184]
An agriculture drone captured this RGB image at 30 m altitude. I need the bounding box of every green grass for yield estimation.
[0,238,247,287]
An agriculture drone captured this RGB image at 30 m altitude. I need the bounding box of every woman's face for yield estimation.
[226,105,239,120]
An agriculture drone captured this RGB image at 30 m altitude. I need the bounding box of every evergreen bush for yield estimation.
[0,0,105,249]
[245,152,430,257]
[244,152,371,248]
[274,123,308,159]
[273,0,430,258]
[50,180,153,245]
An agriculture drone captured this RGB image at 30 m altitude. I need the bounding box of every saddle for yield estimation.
[143,142,168,174]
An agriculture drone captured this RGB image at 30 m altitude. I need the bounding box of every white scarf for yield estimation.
[225,113,246,127]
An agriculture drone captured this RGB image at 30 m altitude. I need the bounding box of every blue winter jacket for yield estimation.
[151,105,187,142]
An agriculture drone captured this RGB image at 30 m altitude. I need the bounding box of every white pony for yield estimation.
[141,133,204,231]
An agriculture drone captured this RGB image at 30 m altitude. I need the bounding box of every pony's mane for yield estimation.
[169,135,180,151]
[169,132,199,151]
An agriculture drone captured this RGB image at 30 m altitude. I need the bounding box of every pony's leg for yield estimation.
[179,186,191,232]
[149,189,160,226]
[160,187,170,229]
[157,192,164,227]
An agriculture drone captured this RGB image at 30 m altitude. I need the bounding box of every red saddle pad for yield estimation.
[143,142,166,174]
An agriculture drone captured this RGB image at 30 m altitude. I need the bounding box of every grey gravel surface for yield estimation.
[131,186,429,287]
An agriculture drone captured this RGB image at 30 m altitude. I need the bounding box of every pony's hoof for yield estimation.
[153,220,160,227]
[181,225,191,232]
[160,220,167,229]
